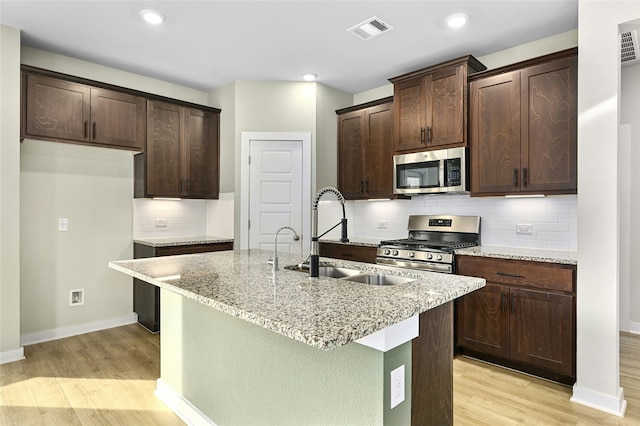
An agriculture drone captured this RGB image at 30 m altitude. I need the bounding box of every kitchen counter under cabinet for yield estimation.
[110,250,484,425]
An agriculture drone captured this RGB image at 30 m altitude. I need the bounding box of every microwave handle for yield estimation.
[439,159,446,187]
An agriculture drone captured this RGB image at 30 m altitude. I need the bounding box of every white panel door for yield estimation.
[249,140,303,255]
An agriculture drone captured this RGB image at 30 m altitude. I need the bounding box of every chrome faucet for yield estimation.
[268,226,300,272]
[310,186,348,278]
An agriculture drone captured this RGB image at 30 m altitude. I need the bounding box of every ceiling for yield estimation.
[0,1,578,94]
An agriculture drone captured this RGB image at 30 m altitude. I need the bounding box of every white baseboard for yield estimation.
[571,385,627,417]
[155,378,217,426]
[0,347,25,365]
[628,321,640,334]
[20,313,138,346]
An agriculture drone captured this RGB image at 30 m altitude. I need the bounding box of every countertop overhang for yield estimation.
[109,249,484,350]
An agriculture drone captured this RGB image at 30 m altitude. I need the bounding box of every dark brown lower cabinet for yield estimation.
[412,301,453,426]
[318,241,377,263]
[133,241,233,332]
[456,255,576,385]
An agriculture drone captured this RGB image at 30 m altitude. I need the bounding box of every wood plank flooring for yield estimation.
[1,325,639,425]
[0,324,182,425]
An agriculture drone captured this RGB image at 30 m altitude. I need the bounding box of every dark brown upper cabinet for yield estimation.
[389,56,486,154]
[22,71,145,151]
[337,98,393,200]
[470,48,578,196]
[134,100,220,199]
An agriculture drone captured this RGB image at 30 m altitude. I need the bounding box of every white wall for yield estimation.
[571,0,640,416]
[0,25,23,362]
[621,57,640,331]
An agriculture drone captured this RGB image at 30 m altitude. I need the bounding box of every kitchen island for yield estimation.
[109,249,484,425]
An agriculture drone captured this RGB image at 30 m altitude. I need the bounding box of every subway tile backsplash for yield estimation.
[133,198,207,238]
[318,194,577,251]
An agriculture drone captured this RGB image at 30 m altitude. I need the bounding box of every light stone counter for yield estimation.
[133,235,233,247]
[456,246,577,265]
[109,249,484,350]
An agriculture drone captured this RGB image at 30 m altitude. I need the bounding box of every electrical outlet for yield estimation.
[58,218,69,232]
[378,220,387,229]
[155,218,168,227]
[390,365,405,409]
[69,289,84,307]
[516,223,533,234]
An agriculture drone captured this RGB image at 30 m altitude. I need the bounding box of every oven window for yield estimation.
[396,161,440,188]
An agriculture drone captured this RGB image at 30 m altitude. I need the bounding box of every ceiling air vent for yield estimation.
[348,16,393,41]
[621,30,640,67]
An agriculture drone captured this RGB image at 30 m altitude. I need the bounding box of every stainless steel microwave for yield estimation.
[393,147,468,195]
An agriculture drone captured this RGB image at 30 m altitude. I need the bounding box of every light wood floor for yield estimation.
[1,325,639,425]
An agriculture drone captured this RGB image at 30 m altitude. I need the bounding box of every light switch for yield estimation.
[58,218,69,232]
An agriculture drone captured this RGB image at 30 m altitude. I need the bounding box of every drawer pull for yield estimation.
[501,293,507,312]
[497,272,523,278]
[511,294,516,314]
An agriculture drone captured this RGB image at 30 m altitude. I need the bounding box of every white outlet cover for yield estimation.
[516,223,533,234]
[58,218,69,232]
[155,218,168,227]
[378,220,387,229]
[390,365,405,409]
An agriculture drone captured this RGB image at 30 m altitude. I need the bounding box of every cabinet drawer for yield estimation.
[457,256,575,293]
[156,242,233,256]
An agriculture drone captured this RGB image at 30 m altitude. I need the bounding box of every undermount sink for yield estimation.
[342,273,415,286]
[285,264,414,286]
[318,266,362,278]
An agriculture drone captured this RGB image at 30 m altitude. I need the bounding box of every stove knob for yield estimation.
[435,254,443,261]
[408,251,415,258]
[392,250,399,256]
[426,253,433,260]
[383,249,391,255]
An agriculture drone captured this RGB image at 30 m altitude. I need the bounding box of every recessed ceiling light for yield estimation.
[140,9,165,25]
[446,13,470,29]
[303,73,317,82]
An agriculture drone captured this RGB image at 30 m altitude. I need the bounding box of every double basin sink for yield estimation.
[287,265,415,286]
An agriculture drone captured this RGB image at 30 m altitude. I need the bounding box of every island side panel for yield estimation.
[160,289,413,425]
[411,301,454,426]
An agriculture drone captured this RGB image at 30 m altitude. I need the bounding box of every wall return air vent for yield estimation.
[348,16,393,41]
[621,30,639,67]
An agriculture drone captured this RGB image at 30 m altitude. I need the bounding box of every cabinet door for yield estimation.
[364,102,393,198]
[146,101,184,197]
[185,108,219,198]
[470,71,522,195]
[427,65,465,148]
[338,110,366,198]
[90,88,145,150]
[456,283,510,358]
[509,288,574,376]
[393,75,427,152]
[24,74,91,142]
[521,56,577,193]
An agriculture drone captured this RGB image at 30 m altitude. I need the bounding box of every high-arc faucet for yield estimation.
[269,226,300,272]
[310,186,348,278]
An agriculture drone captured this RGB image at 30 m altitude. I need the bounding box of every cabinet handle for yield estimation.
[523,168,528,187]
[426,126,432,143]
[513,169,519,188]
[420,127,426,144]
[501,293,507,312]
[511,294,516,314]
[497,272,523,278]
[365,180,369,193]
[92,122,96,140]
[360,181,364,193]
[83,121,88,139]
[187,179,191,193]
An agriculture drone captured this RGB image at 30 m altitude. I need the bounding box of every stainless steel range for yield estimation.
[376,215,480,274]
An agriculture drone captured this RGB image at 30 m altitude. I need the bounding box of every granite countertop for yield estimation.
[456,246,577,265]
[109,249,484,350]
[133,235,233,248]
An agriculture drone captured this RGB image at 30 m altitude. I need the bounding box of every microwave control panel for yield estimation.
[445,158,462,186]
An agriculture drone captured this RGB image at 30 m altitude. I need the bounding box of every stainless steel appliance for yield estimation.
[376,215,480,274]
[393,147,468,195]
